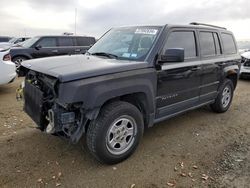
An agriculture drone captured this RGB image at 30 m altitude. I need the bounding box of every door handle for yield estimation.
[51,50,58,53]
[218,62,227,66]
[191,67,201,71]
[75,49,81,52]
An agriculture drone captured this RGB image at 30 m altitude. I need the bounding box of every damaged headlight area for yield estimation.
[24,71,87,143]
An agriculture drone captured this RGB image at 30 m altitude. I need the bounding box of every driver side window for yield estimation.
[165,31,197,59]
[37,37,57,47]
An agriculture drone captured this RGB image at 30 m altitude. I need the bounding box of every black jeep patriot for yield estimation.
[21,23,241,164]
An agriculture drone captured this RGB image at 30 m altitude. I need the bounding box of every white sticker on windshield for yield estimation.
[122,53,131,58]
[131,54,137,58]
[135,28,158,35]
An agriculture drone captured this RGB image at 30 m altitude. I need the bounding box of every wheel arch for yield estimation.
[85,92,154,131]
[12,54,31,62]
[223,65,239,90]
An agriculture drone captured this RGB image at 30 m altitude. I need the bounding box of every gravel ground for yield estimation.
[0,78,249,188]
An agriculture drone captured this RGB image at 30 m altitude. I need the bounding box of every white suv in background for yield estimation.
[0,48,16,85]
[241,51,250,79]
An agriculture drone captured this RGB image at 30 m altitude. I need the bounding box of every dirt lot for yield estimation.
[0,78,249,188]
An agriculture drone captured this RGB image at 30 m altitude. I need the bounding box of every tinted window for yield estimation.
[200,32,216,56]
[37,38,57,47]
[166,31,197,59]
[76,37,95,46]
[213,33,222,55]
[221,33,237,54]
[58,37,74,46]
[0,37,10,42]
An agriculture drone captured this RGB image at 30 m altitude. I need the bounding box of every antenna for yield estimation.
[75,8,77,35]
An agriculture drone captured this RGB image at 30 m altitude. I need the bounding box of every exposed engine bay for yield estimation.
[23,71,87,143]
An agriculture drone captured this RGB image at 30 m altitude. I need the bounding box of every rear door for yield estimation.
[198,30,223,103]
[57,37,76,55]
[75,37,96,54]
[156,28,203,119]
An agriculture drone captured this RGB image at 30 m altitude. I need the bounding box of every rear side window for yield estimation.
[165,31,197,59]
[213,33,222,55]
[76,37,96,46]
[221,33,237,54]
[58,37,74,47]
[200,32,216,57]
[37,37,57,47]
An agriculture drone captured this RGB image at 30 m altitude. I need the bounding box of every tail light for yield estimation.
[3,54,11,61]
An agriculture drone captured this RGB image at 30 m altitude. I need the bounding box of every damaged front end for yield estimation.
[23,71,88,143]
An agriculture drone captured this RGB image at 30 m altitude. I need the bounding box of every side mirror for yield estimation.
[35,45,42,50]
[161,48,184,63]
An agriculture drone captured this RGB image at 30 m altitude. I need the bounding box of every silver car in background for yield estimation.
[241,51,250,79]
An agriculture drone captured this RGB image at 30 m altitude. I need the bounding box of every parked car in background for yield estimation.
[21,23,241,164]
[240,51,250,78]
[0,36,11,42]
[238,40,250,54]
[9,37,30,44]
[10,35,96,69]
[0,47,16,85]
[0,37,30,48]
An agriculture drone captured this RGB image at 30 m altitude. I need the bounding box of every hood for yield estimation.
[21,55,149,82]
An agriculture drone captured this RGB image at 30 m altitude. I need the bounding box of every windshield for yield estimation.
[22,37,39,48]
[9,38,17,43]
[88,26,161,61]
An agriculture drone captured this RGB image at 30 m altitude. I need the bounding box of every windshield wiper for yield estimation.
[91,52,118,59]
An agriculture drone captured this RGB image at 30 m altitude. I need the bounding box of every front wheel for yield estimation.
[86,101,144,164]
[210,79,234,113]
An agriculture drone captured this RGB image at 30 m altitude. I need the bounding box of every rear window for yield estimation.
[213,33,222,55]
[76,37,95,46]
[58,37,74,47]
[200,32,216,57]
[221,33,237,54]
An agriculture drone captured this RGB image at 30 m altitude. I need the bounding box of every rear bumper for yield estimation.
[0,61,16,85]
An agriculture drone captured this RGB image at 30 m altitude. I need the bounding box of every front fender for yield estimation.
[58,68,157,114]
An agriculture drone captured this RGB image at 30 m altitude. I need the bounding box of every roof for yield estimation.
[165,23,231,32]
[34,35,95,38]
[115,23,231,32]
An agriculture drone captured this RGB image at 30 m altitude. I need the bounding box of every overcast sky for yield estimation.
[0,0,250,40]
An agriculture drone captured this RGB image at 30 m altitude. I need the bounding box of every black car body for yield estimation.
[21,23,241,164]
[10,35,96,70]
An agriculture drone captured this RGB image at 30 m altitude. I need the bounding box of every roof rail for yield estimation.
[189,22,227,30]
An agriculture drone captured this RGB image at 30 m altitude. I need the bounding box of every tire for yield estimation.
[86,101,144,164]
[12,56,28,68]
[210,79,234,113]
[12,56,28,76]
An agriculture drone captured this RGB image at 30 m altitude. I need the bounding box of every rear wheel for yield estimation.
[12,56,28,76]
[13,56,27,67]
[86,101,144,164]
[210,79,234,113]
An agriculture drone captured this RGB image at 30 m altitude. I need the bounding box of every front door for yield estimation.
[32,37,58,58]
[156,29,202,119]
